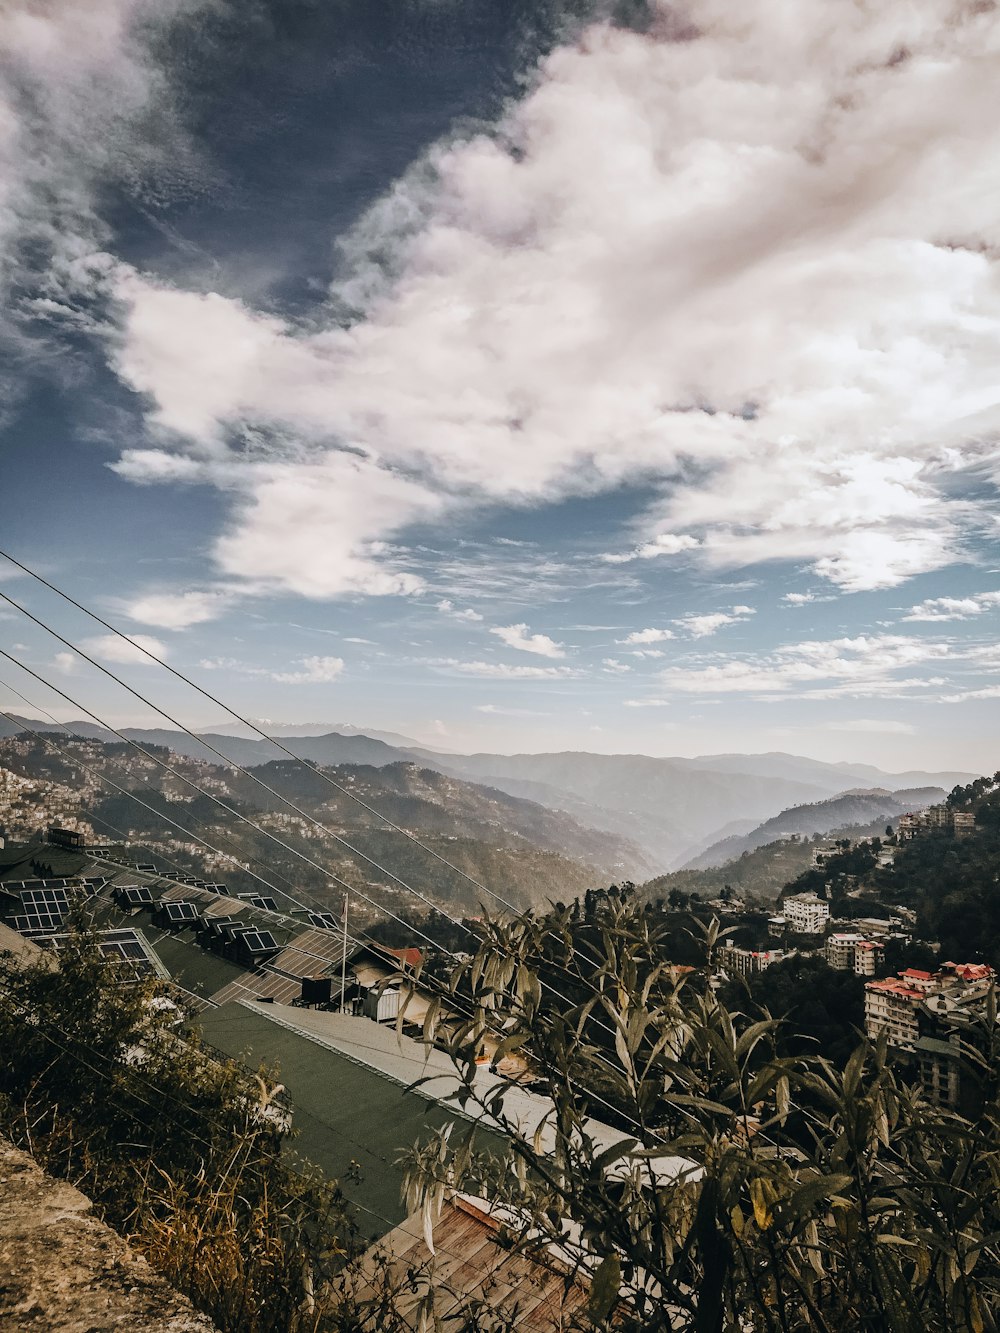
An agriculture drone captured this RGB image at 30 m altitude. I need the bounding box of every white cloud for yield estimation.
[601,534,700,564]
[127,589,232,630]
[783,592,816,605]
[0,1,211,396]
[674,605,756,638]
[620,604,755,644]
[623,698,672,708]
[271,656,345,685]
[620,627,676,645]
[835,718,916,734]
[940,685,1000,703]
[903,591,1000,622]
[658,633,953,697]
[489,623,565,658]
[53,651,75,675]
[476,703,550,716]
[436,598,483,622]
[96,0,1000,601]
[198,655,345,685]
[630,648,666,659]
[82,633,168,665]
[436,659,578,680]
[601,657,631,673]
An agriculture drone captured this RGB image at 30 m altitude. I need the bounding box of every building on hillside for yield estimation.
[811,841,842,867]
[722,941,793,978]
[767,915,786,938]
[782,892,829,934]
[865,963,996,1059]
[825,933,883,976]
[898,805,976,840]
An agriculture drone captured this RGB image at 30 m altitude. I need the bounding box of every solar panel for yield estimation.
[309,912,339,930]
[124,886,154,906]
[164,901,198,924]
[239,930,278,955]
[239,894,279,913]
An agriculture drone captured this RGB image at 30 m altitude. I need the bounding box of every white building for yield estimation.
[782,892,830,934]
[826,932,883,976]
[723,941,792,978]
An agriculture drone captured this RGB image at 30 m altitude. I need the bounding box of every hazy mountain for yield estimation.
[682,786,947,869]
[0,734,651,910]
[1,714,974,873]
[199,720,431,749]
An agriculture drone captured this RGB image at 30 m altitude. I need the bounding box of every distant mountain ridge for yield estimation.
[0,715,974,873]
[682,786,947,869]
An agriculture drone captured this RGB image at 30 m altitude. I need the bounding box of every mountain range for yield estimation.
[0,715,973,872]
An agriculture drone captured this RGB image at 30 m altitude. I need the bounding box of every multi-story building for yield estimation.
[865,963,996,1070]
[826,933,883,976]
[782,892,830,934]
[898,805,977,840]
[722,941,792,978]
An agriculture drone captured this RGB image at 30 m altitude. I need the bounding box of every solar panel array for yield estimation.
[308,911,339,931]
[44,929,159,981]
[10,886,71,934]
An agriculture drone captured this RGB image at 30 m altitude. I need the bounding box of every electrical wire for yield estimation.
[0,583,629,1040]
[0,648,469,962]
[0,547,546,919]
[0,586,689,1149]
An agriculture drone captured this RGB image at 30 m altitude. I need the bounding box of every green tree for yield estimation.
[401,896,1000,1332]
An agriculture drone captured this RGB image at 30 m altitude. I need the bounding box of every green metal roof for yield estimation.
[197,1003,508,1239]
[145,930,251,1000]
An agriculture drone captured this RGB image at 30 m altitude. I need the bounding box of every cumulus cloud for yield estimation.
[903,591,1000,622]
[53,651,76,675]
[620,627,676,645]
[0,0,209,390]
[271,655,345,685]
[436,598,483,622]
[601,657,631,673]
[98,0,1000,600]
[83,633,168,664]
[489,623,565,657]
[127,589,233,629]
[675,605,755,638]
[783,592,816,605]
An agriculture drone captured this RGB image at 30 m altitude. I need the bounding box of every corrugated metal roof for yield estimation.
[351,1195,593,1332]
[196,1003,510,1238]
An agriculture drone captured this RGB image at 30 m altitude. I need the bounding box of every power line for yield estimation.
[0,690,314,915]
[0,584,489,929]
[0,548,533,918]
[0,576,691,1149]
[0,650,468,963]
[0,574,627,1033]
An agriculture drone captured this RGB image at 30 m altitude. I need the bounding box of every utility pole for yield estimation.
[340,891,349,1013]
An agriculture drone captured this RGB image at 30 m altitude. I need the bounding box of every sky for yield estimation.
[0,0,998,771]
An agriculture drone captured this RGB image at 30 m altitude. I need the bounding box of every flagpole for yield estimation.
[340,892,349,1012]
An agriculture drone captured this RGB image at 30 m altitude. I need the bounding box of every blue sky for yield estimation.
[1,0,998,770]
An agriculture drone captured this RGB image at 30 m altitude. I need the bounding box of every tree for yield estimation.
[401,896,1000,1332]
[0,933,357,1333]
